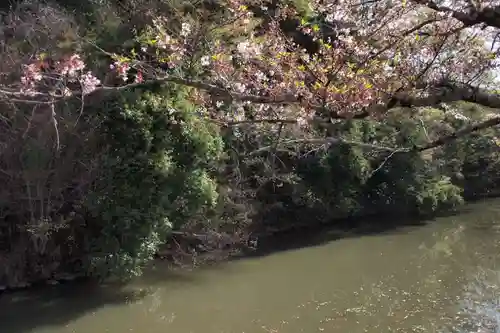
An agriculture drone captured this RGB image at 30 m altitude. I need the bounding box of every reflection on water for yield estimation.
[1,199,500,333]
[447,269,500,333]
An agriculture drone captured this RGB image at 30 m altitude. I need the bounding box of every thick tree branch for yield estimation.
[4,76,500,120]
[414,0,500,29]
[99,78,500,114]
[392,81,500,109]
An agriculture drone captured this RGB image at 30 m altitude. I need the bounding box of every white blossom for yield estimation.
[200,55,210,66]
[236,41,262,60]
[297,116,308,127]
[180,22,191,37]
[234,82,246,93]
[254,70,266,81]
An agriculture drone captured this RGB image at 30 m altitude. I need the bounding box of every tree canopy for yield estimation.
[2,0,500,147]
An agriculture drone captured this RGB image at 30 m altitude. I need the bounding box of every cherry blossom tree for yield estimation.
[3,0,500,151]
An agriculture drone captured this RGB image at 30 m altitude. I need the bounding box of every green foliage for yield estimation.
[83,85,222,278]
[74,95,498,279]
[435,105,500,199]
[297,123,370,216]
[416,176,464,214]
[292,115,463,221]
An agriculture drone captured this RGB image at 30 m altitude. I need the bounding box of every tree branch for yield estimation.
[414,0,500,29]
[392,81,500,109]
[250,137,399,155]
[415,114,500,152]
[4,75,500,120]
[96,78,500,115]
[251,115,500,156]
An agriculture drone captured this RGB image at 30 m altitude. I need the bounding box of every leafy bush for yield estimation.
[292,116,463,221]
[83,84,222,278]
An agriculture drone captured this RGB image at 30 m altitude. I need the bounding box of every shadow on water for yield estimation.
[0,282,140,333]
[0,269,202,333]
[237,207,474,260]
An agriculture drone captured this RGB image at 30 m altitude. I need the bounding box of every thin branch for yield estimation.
[251,115,500,156]
[418,117,431,142]
[49,103,60,152]
[74,79,86,126]
[367,149,403,178]
[365,18,440,63]
[250,137,399,156]
[22,105,38,139]
[415,115,500,152]
[223,118,299,126]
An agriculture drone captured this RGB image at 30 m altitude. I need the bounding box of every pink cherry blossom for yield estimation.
[8,0,500,126]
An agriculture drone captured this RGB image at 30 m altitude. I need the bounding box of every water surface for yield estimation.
[2,199,500,333]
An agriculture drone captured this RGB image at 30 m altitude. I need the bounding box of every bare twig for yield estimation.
[49,103,60,151]
[367,149,404,178]
[419,116,431,142]
[22,105,38,139]
[251,137,400,156]
[74,80,86,126]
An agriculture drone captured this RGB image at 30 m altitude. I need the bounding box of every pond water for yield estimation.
[2,199,500,333]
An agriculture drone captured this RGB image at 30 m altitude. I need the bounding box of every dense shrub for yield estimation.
[82,84,223,278]
[0,83,224,285]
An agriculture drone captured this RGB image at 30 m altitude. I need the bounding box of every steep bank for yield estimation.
[0,201,472,293]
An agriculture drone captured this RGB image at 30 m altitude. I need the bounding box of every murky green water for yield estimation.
[2,199,500,333]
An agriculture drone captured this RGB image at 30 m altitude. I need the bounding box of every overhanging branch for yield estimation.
[4,76,500,120]
[101,78,500,114]
[414,0,500,29]
[251,115,500,155]
[415,115,500,152]
[391,81,500,109]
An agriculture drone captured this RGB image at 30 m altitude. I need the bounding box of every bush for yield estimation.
[83,84,223,278]
[292,116,463,221]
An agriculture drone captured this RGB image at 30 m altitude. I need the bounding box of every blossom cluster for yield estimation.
[13,0,500,126]
[184,0,498,125]
[20,54,101,97]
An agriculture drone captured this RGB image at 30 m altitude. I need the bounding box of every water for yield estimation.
[2,199,500,333]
